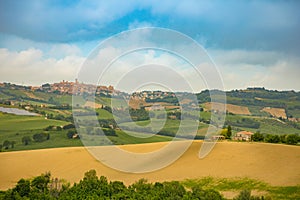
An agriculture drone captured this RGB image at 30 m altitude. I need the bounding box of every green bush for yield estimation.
[286,134,299,145]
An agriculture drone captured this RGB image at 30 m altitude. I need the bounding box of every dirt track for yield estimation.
[1,141,300,190]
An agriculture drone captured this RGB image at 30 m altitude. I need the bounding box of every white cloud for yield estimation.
[1,44,299,92]
[49,44,82,58]
[208,49,300,91]
[0,48,84,86]
[128,21,153,30]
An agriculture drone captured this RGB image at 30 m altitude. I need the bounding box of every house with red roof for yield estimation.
[234,131,254,141]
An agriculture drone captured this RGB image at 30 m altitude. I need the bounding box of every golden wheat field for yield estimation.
[1,141,300,190]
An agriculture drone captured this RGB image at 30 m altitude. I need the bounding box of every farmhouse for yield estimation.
[234,131,254,141]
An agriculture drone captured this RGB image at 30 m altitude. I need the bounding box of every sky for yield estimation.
[0,0,299,92]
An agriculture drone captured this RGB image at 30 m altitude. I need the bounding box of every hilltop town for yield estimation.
[0,80,115,96]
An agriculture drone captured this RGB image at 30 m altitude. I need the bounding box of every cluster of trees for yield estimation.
[62,124,79,139]
[1,170,226,200]
[112,108,150,123]
[119,125,152,134]
[44,125,63,131]
[66,129,78,139]
[33,133,50,142]
[20,132,50,146]
[252,132,300,145]
[146,95,179,104]
[129,108,150,121]
[0,140,16,151]
[98,119,117,129]
[220,125,232,139]
[1,132,51,150]
[84,127,117,137]
[47,114,73,122]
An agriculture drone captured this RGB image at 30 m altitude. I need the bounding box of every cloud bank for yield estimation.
[0,1,299,91]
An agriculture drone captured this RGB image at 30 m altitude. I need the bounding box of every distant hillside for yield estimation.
[1,82,300,145]
[197,88,300,118]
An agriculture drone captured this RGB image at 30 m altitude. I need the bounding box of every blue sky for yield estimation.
[0,0,299,91]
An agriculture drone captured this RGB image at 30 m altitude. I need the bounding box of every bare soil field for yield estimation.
[204,102,251,115]
[1,141,300,190]
[262,107,287,119]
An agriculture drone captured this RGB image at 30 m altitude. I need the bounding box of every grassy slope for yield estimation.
[1,87,300,152]
[182,177,300,200]
[0,111,173,151]
[0,112,76,151]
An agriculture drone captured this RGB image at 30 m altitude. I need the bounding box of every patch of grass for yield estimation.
[79,130,173,146]
[96,108,113,119]
[2,130,83,151]
[182,177,300,200]
[269,186,300,200]
[258,118,300,135]
[182,177,268,191]
[111,130,173,145]
[0,113,67,131]
[0,113,71,151]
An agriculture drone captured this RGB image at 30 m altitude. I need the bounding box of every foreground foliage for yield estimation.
[0,170,225,200]
[1,170,300,199]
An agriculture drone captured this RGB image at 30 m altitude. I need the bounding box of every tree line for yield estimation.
[0,170,267,200]
[252,132,299,145]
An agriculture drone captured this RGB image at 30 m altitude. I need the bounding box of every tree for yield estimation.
[22,136,31,145]
[189,186,224,200]
[13,178,31,197]
[63,124,75,130]
[31,172,51,193]
[252,132,264,142]
[280,134,287,143]
[286,134,299,145]
[33,133,48,142]
[162,181,186,199]
[227,125,232,139]
[83,169,98,181]
[265,134,280,143]
[220,128,228,138]
[67,130,76,139]
[3,140,10,149]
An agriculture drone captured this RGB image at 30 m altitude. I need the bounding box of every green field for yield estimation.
[0,112,77,151]
[1,85,300,152]
[182,177,300,200]
[0,111,174,152]
[0,113,66,131]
